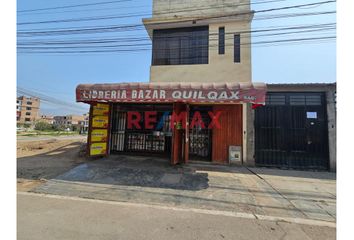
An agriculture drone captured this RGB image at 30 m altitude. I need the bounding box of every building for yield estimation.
[75,0,336,172]
[53,115,86,129]
[79,113,90,134]
[143,0,252,83]
[16,96,40,124]
[76,0,266,165]
[40,115,54,124]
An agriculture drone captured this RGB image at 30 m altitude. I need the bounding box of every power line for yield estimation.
[17,35,336,54]
[17,87,87,111]
[17,21,336,44]
[17,0,335,26]
[17,0,132,13]
[17,0,285,17]
[17,12,336,38]
[17,10,335,33]
[17,23,335,46]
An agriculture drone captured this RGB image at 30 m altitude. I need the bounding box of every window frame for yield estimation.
[152,26,209,66]
[234,34,241,63]
[219,27,225,55]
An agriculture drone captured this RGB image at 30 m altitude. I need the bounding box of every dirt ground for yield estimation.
[17,139,87,191]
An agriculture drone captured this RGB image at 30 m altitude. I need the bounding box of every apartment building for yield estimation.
[16,96,40,124]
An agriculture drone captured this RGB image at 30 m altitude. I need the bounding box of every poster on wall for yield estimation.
[89,103,110,156]
[90,142,107,156]
[91,129,108,142]
[92,115,109,128]
[93,103,110,116]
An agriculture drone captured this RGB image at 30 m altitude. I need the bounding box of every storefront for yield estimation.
[76,82,267,165]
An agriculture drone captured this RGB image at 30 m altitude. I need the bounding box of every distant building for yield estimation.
[53,115,86,129]
[79,113,89,133]
[40,115,54,124]
[17,96,40,124]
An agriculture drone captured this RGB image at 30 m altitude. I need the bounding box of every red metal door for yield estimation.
[171,103,188,165]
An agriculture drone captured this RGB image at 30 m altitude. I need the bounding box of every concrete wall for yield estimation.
[152,0,250,18]
[150,21,252,83]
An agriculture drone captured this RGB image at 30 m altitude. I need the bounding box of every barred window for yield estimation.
[152,26,209,65]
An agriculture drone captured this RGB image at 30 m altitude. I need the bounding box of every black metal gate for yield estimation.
[110,104,172,155]
[189,106,212,161]
[255,92,329,170]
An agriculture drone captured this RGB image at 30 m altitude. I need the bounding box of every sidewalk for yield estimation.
[30,155,336,224]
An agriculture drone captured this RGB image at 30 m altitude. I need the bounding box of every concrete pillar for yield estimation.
[245,104,255,167]
[326,87,337,172]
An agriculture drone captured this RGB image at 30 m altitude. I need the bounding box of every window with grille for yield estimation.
[152,26,209,65]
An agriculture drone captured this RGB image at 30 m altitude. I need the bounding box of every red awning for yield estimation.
[76,82,267,104]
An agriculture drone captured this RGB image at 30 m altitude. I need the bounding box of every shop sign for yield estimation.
[93,103,110,116]
[90,142,107,156]
[77,88,266,104]
[92,115,109,128]
[91,129,108,142]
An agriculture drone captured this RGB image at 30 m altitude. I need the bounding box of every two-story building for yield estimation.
[53,115,86,130]
[76,0,267,165]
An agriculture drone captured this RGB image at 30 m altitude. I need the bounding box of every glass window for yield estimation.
[27,101,32,105]
[219,27,225,55]
[234,34,241,63]
[26,107,32,110]
[266,94,286,105]
[305,95,322,106]
[152,26,209,65]
[25,112,31,116]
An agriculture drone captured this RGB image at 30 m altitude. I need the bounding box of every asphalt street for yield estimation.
[17,192,336,240]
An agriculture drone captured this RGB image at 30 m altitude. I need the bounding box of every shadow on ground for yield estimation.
[55,156,209,191]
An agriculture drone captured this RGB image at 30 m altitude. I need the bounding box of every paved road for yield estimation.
[17,192,335,240]
[17,134,87,142]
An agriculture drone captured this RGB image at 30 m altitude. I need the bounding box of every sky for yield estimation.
[17,0,336,115]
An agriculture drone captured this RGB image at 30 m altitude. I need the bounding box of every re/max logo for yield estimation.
[127,111,222,130]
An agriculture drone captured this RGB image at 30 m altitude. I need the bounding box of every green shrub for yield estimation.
[34,121,52,131]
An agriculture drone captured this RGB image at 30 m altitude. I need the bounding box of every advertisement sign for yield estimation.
[91,129,108,142]
[92,115,109,128]
[93,103,109,116]
[76,83,267,104]
[90,142,107,156]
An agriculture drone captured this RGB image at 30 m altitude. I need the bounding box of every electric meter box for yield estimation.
[229,146,242,165]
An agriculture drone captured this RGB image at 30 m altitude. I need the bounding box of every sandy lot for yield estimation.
[17,139,87,191]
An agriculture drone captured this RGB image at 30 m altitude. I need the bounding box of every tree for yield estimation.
[52,124,66,131]
[34,121,52,131]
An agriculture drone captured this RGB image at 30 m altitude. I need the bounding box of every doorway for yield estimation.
[255,92,329,170]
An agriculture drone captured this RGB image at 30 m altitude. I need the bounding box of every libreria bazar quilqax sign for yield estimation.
[76,83,267,104]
